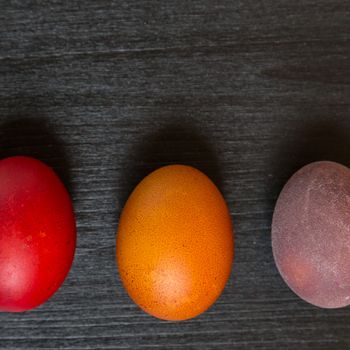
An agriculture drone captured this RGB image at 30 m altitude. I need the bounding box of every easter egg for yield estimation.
[272,161,350,308]
[116,165,234,320]
[0,156,76,312]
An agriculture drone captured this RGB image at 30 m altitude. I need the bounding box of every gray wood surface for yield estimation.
[0,0,350,349]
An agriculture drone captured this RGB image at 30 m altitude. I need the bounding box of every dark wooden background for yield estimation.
[1,0,350,349]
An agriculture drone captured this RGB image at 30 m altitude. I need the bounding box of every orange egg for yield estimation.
[116,165,234,321]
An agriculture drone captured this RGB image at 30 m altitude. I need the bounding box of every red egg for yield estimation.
[0,156,76,312]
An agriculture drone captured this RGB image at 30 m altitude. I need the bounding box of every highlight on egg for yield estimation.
[272,161,350,308]
[116,165,234,321]
[0,156,76,312]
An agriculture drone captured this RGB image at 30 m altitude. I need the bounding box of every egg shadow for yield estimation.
[267,117,350,289]
[113,121,224,310]
[271,118,350,202]
[0,117,73,194]
[116,122,223,212]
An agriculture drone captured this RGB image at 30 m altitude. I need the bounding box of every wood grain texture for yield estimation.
[0,0,350,348]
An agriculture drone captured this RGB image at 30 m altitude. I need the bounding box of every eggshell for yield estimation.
[0,156,76,312]
[116,165,234,320]
[272,161,350,308]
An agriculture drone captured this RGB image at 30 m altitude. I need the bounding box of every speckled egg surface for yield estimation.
[272,161,350,308]
[116,165,234,321]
